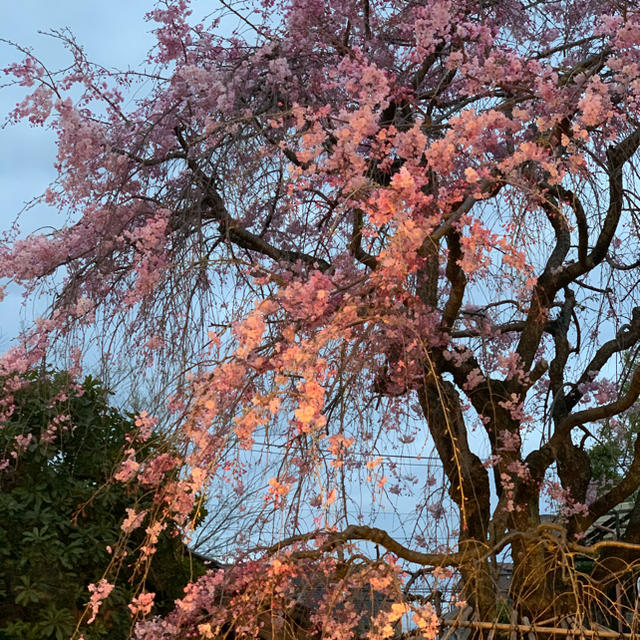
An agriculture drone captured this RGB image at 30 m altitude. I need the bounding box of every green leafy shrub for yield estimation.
[0,372,205,640]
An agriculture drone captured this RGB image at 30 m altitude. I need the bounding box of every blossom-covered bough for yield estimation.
[4,0,640,637]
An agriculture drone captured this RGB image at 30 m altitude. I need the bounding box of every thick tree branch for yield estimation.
[559,127,640,286]
[517,130,640,377]
[440,229,466,331]
[570,435,640,535]
[174,127,332,272]
[557,365,640,436]
[527,366,640,485]
[515,187,571,371]
[430,178,500,241]
[565,307,640,413]
[418,379,491,541]
[349,208,378,270]
[547,288,575,411]
[264,525,470,567]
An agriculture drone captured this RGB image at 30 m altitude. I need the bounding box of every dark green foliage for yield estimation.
[0,372,205,640]
[588,413,640,493]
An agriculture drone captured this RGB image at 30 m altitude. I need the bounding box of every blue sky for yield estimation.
[1,1,157,228]
[0,2,237,351]
[0,2,160,347]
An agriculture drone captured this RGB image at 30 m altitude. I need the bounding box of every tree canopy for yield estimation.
[4,0,640,636]
[0,372,204,640]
